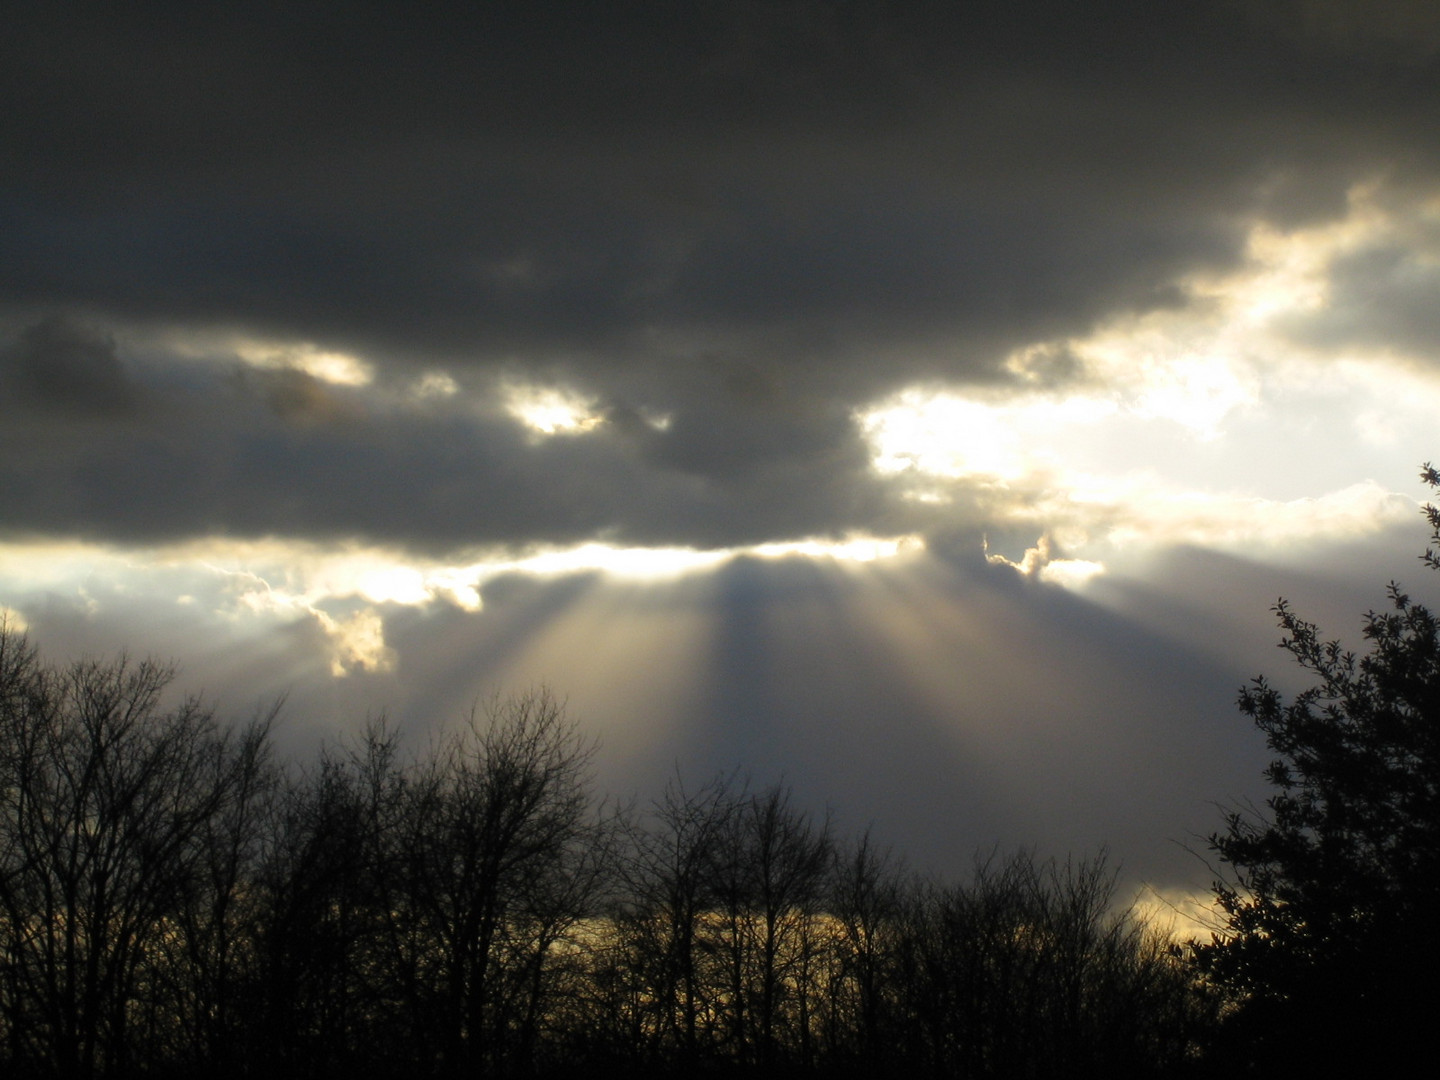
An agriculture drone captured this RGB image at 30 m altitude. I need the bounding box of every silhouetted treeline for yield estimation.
[0,626,1211,1080]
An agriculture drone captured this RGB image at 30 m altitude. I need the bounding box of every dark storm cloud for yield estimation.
[0,338,910,550]
[5,1,1440,549]
[0,316,136,416]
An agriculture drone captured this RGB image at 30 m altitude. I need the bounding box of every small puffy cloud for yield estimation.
[985,534,1107,588]
[317,607,395,678]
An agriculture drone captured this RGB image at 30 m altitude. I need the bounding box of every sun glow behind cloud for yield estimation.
[235,342,376,386]
[0,530,923,689]
[855,181,1440,573]
[11,185,1435,695]
[503,382,606,435]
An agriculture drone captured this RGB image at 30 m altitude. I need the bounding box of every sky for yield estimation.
[5,1,1440,922]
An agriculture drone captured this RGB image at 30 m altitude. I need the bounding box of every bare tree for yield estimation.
[0,625,273,1079]
[821,830,905,1073]
[254,717,411,1077]
[401,688,599,1078]
[710,783,833,1070]
[612,770,741,1069]
[891,849,1200,1080]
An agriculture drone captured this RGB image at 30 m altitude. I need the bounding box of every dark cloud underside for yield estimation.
[4,2,1440,550]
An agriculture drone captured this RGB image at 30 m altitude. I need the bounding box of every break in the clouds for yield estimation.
[6,1,1440,895]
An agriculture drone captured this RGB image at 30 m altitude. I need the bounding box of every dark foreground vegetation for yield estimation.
[5,471,1440,1079]
[0,641,1206,1080]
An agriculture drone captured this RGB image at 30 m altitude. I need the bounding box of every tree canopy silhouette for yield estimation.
[1196,465,1440,1071]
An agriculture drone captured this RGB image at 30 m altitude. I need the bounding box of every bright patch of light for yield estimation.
[491,542,729,580]
[857,177,1440,565]
[425,569,484,611]
[1038,558,1106,588]
[861,392,1028,478]
[205,544,486,614]
[0,531,923,681]
[504,383,605,435]
[1133,888,1227,944]
[1222,182,1390,323]
[354,565,429,606]
[750,535,917,563]
[1234,224,1335,321]
[859,391,1115,482]
[460,533,919,585]
[1073,478,1417,554]
[1091,346,1257,438]
[236,342,374,386]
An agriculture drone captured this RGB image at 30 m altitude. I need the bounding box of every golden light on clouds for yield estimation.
[0,531,924,688]
[488,542,729,581]
[15,0,1440,931]
[5,185,1438,713]
[856,179,1440,571]
[470,535,920,585]
[985,535,1106,588]
[234,341,376,386]
[503,382,606,436]
[749,535,917,563]
[858,391,1078,481]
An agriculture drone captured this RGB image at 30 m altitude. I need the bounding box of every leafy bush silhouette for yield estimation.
[1195,466,1440,1071]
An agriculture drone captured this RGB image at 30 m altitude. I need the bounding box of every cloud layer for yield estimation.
[6,3,1440,554]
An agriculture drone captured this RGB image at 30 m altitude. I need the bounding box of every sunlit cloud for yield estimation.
[749,535,918,563]
[233,341,375,386]
[0,530,925,687]
[986,535,1106,588]
[0,538,466,682]
[471,534,920,583]
[233,577,396,677]
[857,179,1440,568]
[1073,478,1417,554]
[859,391,1100,480]
[319,607,395,677]
[503,381,606,435]
[488,542,729,580]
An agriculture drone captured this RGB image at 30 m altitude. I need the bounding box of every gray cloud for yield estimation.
[1286,239,1440,359]
[0,316,136,416]
[3,1,1439,553]
[0,336,913,550]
